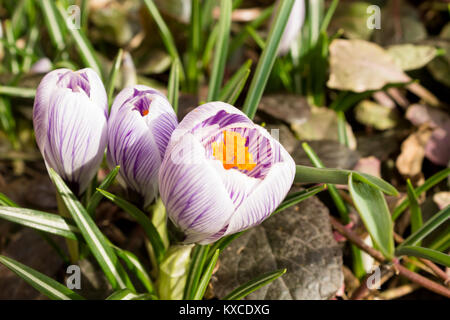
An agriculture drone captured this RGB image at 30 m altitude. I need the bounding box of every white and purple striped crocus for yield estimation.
[107,85,178,208]
[277,0,305,55]
[159,102,296,244]
[33,68,108,195]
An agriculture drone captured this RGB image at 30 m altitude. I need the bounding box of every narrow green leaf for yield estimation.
[168,59,180,114]
[336,111,349,147]
[106,289,141,300]
[396,246,450,268]
[242,0,295,119]
[0,192,18,207]
[86,166,120,216]
[207,232,243,262]
[222,269,286,300]
[96,189,165,263]
[0,86,36,98]
[39,0,65,51]
[429,225,450,252]
[22,25,39,72]
[393,168,450,220]
[320,0,339,32]
[399,205,450,248]
[219,59,252,104]
[49,168,133,291]
[192,249,219,300]
[143,0,182,66]
[55,2,102,76]
[187,0,201,93]
[0,206,80,240]
[4,20,19,74]
[349,173,395,260]
[302,142,349,222]
[113,246,155,294]
[0,255,84,300]
[272,185,327,215]
[184,245,210,299]
[406,179,423,243]
[294,165,398,196]
[207,0,232,102]
[106,49,124,109]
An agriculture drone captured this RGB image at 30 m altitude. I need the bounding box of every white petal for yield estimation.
[159,134,235,243]
[81,68,108,116]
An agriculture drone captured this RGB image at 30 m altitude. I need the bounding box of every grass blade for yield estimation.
[219,59,252,104]
[349,173,395,260]
[396,246,450,268]
[184,245,210,299]
[187,0,201,93]
[192,249,219,300]
[168,59,180,114]
[86,166,120,216]
[406,179,423,244]
[0,255,84,300]
[0,206,80,240]
[96,189,165,263]
[0,86,36,98]
[106,49,124,109]
[242,0,295,119]
[105,289,142,300]
[222,269,286,300]
[55,2,102,76]
[207,0,232,102]
[272,184,327,215]
[400,205,450,248]
[49,168,134,291]
[320,0,339,32]
[4,20,19,74]
[39,0,65,51]
[392,168,450,220]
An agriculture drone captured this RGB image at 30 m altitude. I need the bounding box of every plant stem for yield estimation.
[56,192,79,263]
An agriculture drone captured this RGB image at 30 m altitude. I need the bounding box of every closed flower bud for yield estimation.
[107,85,178,207]
[33,68,108,194]
[159,102,295,244]
[277,0,305,55]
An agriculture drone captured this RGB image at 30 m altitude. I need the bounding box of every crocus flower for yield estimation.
[33,68,108,194]
[159,102,296,244]
[107,85,178,207]
[277,0,305,55]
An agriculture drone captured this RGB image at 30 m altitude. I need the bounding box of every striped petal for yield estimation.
[159,134,235,244]
[107,86,177,207]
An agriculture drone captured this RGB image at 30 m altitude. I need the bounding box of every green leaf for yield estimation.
[105,289,155,300]
[294,165,398,196]
[106,49,124,109]
[48,168,133,291]
[55,2,102,76]
[184,245,210,299]
[242,0,295,119]
[0,192,18,207]
[192,249,219,300]
[392,168,450,221]
[86,166,120,216]
[406,179,423,243]
[39,0,65,51]
[0,86,36,98]
[113,246,155,294]
[186,0,201,93]
[143,0,182,71]
[0,255,84,300]
[0,206,80,240]
[396,246,450,268]
[399,205,450,248]
[349,173,395,260]
[272,185,327,215]
[96,189,165,263]
[219,59,252,104]
[222,269,286,300]
[320,0,339,33]
[207,0,232,102]
[168,59,180,114]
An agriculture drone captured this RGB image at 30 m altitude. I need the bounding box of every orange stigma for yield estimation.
[142,109,149,116]
[212,131,256,171]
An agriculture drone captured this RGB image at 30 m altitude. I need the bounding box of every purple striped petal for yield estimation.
[107,85,177,207]
[33,68,108,194]
[159,102,295,244]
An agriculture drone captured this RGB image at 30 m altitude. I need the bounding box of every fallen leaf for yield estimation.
[353,156,381,178]
[354,100,399,130]
[327,39,410,93]
[328,2,374,40]
[387,44,438,71]
[211,190,343,300]
[433,192,450,211]
[396,125,433,177]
